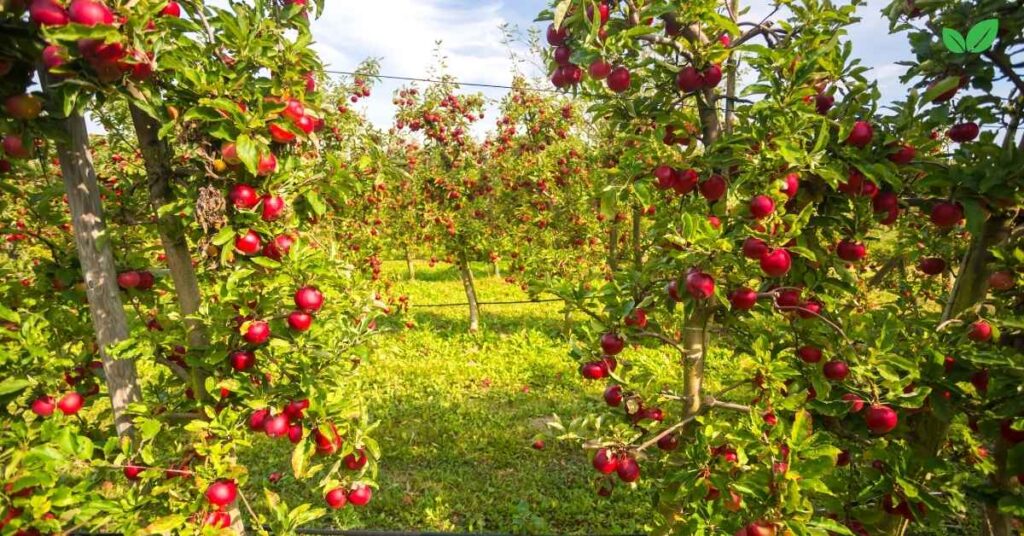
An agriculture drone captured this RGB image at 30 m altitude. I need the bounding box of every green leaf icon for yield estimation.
[966,19,999,52]
[942,28,967,53]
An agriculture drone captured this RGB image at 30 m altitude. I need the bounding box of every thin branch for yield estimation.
[705,398,751,413]
[775,304,850,341]
[636,413,700,452]
[156,357,191,383]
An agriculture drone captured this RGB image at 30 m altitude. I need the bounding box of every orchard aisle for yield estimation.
[252,261,652,534]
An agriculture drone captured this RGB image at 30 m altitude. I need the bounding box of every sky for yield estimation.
[307,0,918,133]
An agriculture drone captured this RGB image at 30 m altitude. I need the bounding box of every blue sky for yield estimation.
[308,0,917,132]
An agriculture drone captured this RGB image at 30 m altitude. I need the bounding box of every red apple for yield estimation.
[593,448,618,474]
[68,0,114,26]
[797,346,822,364]
[287,311,313,332]
[235,230,262,256]
[729,288,758,310]
[603,385,622,406]
[823,360,850,381]
[204,479,237,507]
[57,392,84,415]
[760,249,792,277]
[930,202,963,229]
[685,270,715,299]
[749,195,774,219]
[865,405,898,434]
[967,320,992,342]
[229,350,255,371]
[4,95,43,120]
[676,66,702,93]
[228,183,259,209]
[348,485,372,506]
[699,174,727,202]
[600,332,624,355]
[243,320,270,345]
[260,194,285,221]
[31,395,55,417]
[606,67,631,93]
[325,488,347,509]
[294,286,324,312]
[845,120,873,148]
[29,0,69,26]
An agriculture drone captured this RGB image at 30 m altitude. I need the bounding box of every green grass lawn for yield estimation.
[259,260,653,534]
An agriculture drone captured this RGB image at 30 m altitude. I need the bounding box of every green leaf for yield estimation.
[235,134,259,175]
[291,441,310,478]
[965,19,999,53]
[923,76,961,103]
[140,515,186,534]
[0,378,30,396]
[212,226,236,247]
[942,28,967,53]
[552,0,571,30]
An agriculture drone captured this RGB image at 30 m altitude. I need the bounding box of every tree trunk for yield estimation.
[682,309,709,417]
[405,247,415,280]
[898,216,1008,536]
[608,223,619,271]
[53,111,142,438]
[631,205,642,270]
[458,254,480,332]
[130,105,245,534]
[984,437,1014,536]
[492,261,501,278]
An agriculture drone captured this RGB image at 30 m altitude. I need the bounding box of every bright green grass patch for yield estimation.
[249,260,653,534]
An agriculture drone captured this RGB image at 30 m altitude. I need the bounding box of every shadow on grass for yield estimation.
[409,305,572,338]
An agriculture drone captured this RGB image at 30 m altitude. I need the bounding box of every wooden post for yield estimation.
[53,110,141,438]
[405,246,415,280]
[458,253,480,332]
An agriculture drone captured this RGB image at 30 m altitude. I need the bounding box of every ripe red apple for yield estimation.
[294,286,324,312]
[282,99,305,123]
[673,168,699,194]
[600,332,624,355]
[823,360,849,381]
[624,308,647,328]
[814,92,834,114]
[29,0,69,26]
[203,511,231,528]
[699,174,727,202]
[288,423,304,444]
[235,230,262,255]
[229,183,259,209]
[593,448,618,474]
[999,419,1024,444]
[117,270,141,289]
[264,234,294,260]
[606,67,631,93]
[616,455,640,482]
[948,122,979,143]
[742,237,769,260]
[229,350,255,371]
[657,433,679,451]
[666,280,683,302]
[269,123,296,144]
[749,195,774,219]
[702,64,722,87]
[57,392,84,415]
[930,202,963,229]
[887,143,916,165]
[243,320,270,345]
[676,66,702,93]
[685,270,715,299]
[780,173,799,199]
[797,346,822,364]
[287,311,313,332]
[257,152,277,175]
[295,115,315,134]
[4,95,43,120]
[588,59,611,80]
[31,395,55,417]
[344,449,368,470]
[221,142,240,165]
[264,413,289,437]
[581,361,606,380]
[325,488,347,509]
[603,385,622,406]
[760,249,792,277]
[865,405,898,434]
[260,194,285,221]
[314,424,343,455]
[249,408,270,430]
[204,479,237,507]
[653,165,675,190]
[775,289,801,308]
[836,239,867,262]
[123,464,144,481]
[2,134,32,159]
[872,191,898,213]
[917,257,946,275]
[729,288,757,310]
[989,271,1014,290]
[553,45,572,66]
[845,120,873,148]
[546,23,567,46]
[348,485,372,506]
[967,320,992,342]
[283,399,309,420]
[161,1,180,16]
[68,0,114,26]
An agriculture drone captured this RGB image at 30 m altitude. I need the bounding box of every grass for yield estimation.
[259,260,653,534]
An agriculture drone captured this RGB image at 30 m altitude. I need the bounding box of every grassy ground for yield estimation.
[261,261,653,534]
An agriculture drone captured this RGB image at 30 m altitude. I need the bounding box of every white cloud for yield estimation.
[310,0,533,135]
